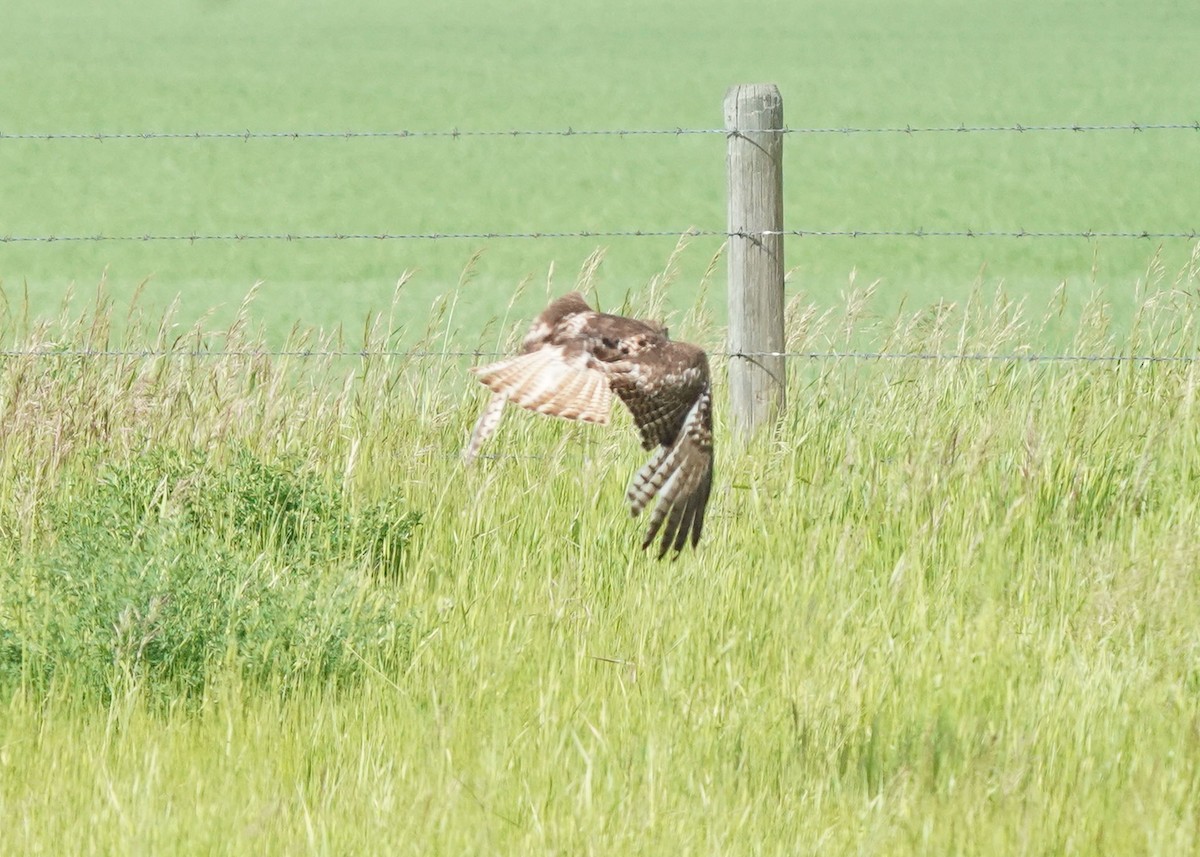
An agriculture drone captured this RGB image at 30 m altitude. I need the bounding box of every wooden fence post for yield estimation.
[725,83,785,436]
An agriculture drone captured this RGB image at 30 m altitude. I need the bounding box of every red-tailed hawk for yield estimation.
[464,292,713,559]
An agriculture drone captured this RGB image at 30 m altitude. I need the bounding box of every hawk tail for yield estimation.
[462,392,508,464]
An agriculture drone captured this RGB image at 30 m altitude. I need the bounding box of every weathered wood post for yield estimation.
[725,83,785,435]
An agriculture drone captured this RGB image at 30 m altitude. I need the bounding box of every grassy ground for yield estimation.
[4,2,1200,852]
[3,247,1200,852]
[1,0,1198,340]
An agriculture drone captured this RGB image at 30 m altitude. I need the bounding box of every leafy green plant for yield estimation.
[0,448,419,703]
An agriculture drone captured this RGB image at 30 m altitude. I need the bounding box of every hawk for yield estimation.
[463,292,714,558]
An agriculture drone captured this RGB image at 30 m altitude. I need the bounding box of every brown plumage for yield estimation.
[464,292,714,558]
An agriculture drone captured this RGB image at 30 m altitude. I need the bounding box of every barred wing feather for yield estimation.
[625,385,714,558]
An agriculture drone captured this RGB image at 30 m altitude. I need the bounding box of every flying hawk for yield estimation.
[463,292,713,558]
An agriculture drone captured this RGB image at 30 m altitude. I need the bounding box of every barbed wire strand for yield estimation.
[1,348,1197,364]
[3,228,1198,244]
[1,122,1198,141]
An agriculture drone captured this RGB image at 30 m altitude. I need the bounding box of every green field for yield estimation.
[4,1,1200,854]
[2,0,1198,339]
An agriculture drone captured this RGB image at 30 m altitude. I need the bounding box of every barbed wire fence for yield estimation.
[4,86,1200,430]
[4,229,1199,244]
[3,347,1199,364]
[2,121,1197,140]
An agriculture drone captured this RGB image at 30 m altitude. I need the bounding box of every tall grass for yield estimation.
[2,245,1200,853]
[0,281,421,705]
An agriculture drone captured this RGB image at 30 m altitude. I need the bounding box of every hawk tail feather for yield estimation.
[462,392,507,464]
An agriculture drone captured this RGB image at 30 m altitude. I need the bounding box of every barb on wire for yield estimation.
[0,128,723,141]
[0,228,710,244]
[785,121,1200,135]
[2,347,1197,365]
[728,350,1200,364]
[3,228,1198,244]
[0,348,501,359]
[777,229,1200,240]
[1,122,1197,141]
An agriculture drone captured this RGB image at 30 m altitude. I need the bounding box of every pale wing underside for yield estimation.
[470,346,613,424]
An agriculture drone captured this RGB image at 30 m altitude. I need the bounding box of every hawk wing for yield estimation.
[465,292,714,558]
[462,293,611,463]
[602,340,714,558]
[470,344,614,424]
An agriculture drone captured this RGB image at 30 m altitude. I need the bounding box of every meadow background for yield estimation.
[2,0,1198,339]
[3,0,1200,854]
